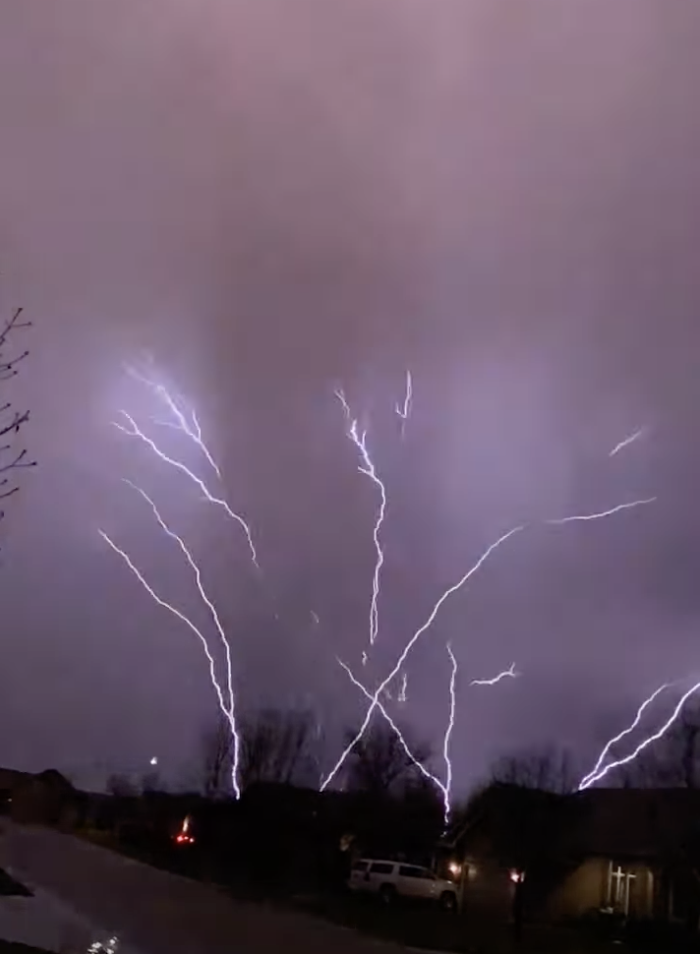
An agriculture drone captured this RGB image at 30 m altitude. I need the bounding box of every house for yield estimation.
[449,784,700,928]
[0,767,32,814]
[0,767,78,826]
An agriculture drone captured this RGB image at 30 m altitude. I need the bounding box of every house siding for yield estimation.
[546,858,608,920]
[546,858,655,921]
[461,858,513,920]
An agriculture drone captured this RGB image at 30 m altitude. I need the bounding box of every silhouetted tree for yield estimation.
[490,743,576,794]
[201,718,233,798]
[0,308,34,531]
[344,721,432,798]
[200,707,318,796]
[241,708,316,788]
[140,771,164,794]
[106,773,138,797]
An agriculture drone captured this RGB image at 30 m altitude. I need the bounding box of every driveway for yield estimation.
[0,823,401,954]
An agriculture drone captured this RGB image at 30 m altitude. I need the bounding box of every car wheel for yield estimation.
[379,884,396,905]
[440,891,457,912]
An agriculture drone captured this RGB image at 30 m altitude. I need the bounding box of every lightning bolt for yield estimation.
[471,663,518,687]
[578,683,670,790]
[335,390,388,655]
[398,672,408,704]
[609,427,647,458]
[578,680,700,790]
[341,648,516,825]
[113,410,258,568]
[337,657,449,808]
[125,365,222,478]
[99,525,241,799]
[442,644,458,821]
[395,369,413,438]
[333,387,352,421]
[546,497,656,525]
[321,524,524,792]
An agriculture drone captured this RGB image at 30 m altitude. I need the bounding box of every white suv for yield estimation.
[348,858,458,910]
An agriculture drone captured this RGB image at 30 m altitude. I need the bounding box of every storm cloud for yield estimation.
[1,1,700,795]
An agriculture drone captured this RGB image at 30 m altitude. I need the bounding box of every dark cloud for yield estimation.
[1,1,700,794]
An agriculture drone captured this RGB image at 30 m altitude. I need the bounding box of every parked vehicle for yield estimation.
[348,858,458,910]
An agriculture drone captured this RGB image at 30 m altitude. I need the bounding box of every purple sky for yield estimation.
[1,1,700,796]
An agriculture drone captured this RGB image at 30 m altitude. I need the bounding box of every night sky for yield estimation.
[1,1,700,796]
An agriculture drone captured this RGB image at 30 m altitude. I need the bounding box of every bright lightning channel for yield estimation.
[99,487,241,798]
[113,410,258,568]
[578,683,670,790]
[337,658,449,810]
[547,497,656,525]
[398,672,408,704]
[578,680,700,790]
[609,427,647,458]
[471,663,518,687]
[442,644,458,822]
[333,387,352,421]
[125,365,222,478]
[395,369,413,438]
[335,390,388,655]
[321,524,524,792]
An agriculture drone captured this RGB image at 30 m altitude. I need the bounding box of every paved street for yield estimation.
[0,823,401,954]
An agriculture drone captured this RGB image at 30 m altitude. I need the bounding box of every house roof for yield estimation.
[0,767,74,793]
[0,767,33,790]
[571,787,700,860]
[451,783,700,864]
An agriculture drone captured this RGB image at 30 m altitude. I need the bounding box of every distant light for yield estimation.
[150,756,158,766]
[174,814,195,846]
[510,869,525,884]
[449,861,461,877]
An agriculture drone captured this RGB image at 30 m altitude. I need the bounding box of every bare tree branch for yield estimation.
[0,307,34,527]
[343,721,432,798]
[240,708,316,789]
[201,718,233,798]
[199,707,319,797]
[489,743,576,794]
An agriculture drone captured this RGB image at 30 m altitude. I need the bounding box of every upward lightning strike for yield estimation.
[578,680,700,791]
[99,527,241,798]
[125,365,222,478]
[442,644,458,822]
[321,524,525,792]
[113,410,258,568]
[341,649,516,824]
[547,497,656,526]
[578,682,670,791]
[398,671,408,704]
[395,369,413,438]
[120,479,241,794]
[471,663,518,687]
[609,427,647,458]
[335,389,388,654]
[337,657,449,809]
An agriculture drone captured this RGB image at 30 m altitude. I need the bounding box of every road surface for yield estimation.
[0,822,402,954]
